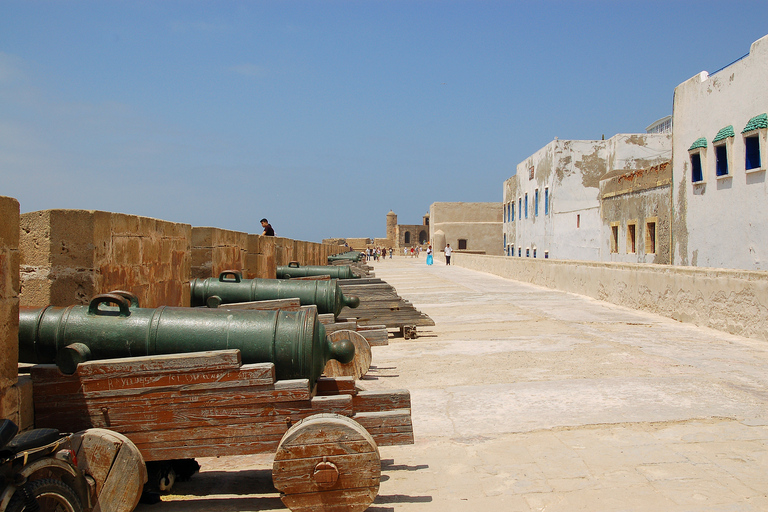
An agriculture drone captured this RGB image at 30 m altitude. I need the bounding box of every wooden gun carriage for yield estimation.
[29,350,413,512]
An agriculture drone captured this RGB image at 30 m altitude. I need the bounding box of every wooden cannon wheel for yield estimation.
[70,429,147,512]
[272,413,380,512]
[323,330,372,379]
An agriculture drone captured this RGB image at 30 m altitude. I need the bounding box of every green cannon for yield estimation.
[189,271,360,317]
[327,251,364,263]
[18,292,354,382]
[276,262,359,280]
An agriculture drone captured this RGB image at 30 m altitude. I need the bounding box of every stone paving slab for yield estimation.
[137,257,768,511]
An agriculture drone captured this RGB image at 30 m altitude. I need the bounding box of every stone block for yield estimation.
[192,227,215,248]
[214,228,248,248]
[0,196,20,248]
[259,236,275,257]
[110,212,141,236]
[49,271,97,306]
[244,254,260,279]
[47,210,96,268]
[0,299,18,390]
[157,220,190,238]
[142,237,160,262]
[191,247,213,271]
[112,236,142,265]
[19,210,52,267]
[0,249,19,301]
[174,250,191,282]
[137,215,157,236]
[247,234,262,254]
[18,275,51,307]
[256,254,276,279]
[212,246,243,276]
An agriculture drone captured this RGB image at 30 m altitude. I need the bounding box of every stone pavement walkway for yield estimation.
[138,257,768,511]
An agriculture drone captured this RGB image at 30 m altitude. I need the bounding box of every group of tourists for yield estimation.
[403,246,423,258]
[365,247,393,261]
[360,243,451,266]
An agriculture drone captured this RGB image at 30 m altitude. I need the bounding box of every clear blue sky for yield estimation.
[2,1,767,242]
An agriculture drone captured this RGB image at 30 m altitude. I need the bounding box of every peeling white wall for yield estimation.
[672,34,768,270]
[503,134,671,262]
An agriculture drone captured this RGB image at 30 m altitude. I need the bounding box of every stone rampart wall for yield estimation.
[20,210,191,308]
[192,227,248,279]
[0,197,21,423]
[20,210,343,307]
[446,252,768,341]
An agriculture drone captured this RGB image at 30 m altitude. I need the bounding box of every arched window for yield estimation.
[419,230,427,244]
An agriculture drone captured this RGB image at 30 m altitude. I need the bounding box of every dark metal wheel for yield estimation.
[7,478,83,512]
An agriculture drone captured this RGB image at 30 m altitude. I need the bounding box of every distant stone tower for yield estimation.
[386,210,397,245]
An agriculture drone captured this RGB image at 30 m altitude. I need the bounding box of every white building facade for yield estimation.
[672,34,768,270]
[503,134,671,262]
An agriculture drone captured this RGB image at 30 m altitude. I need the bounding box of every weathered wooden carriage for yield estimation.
[25,291,413,512]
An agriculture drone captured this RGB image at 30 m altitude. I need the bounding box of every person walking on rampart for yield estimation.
[444,243,452,265]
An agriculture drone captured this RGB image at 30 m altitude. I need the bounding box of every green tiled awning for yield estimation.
[712,125,735,143]
[688,137,708,151]
[742,113,768,133]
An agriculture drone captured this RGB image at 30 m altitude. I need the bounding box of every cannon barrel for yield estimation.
[18,292,354,382]
[190,271,360,316]
[276,262,359,280]
[328,251,364,263]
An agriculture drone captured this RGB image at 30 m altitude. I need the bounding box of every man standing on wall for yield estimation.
[444,243,452,265]
[260,218,275,236]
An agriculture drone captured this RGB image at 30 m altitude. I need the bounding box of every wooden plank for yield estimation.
[33,363,276,396]
[36,395,353,435]
[317,313,336,325]
[355,324,387,331]
[34,377,309,405]
[352,390,411,413]
[337,278,383,285]
[353,410,414,446]
[315,377,356,396]
[358,328,388,347]
[140,438,281,461]
[31,350,244,381]
[34,380,313,424]
[323,321,358,334]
